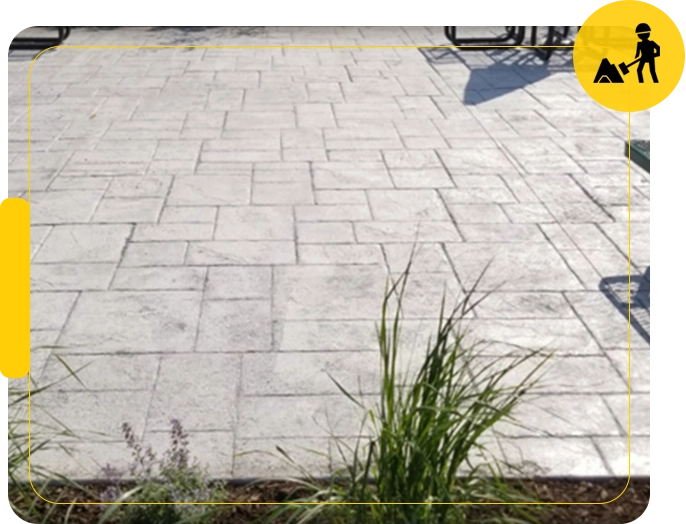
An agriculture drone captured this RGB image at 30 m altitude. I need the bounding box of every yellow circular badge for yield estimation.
[574,0,684,112]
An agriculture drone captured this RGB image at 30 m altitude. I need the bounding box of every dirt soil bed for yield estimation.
[12,477,649,524]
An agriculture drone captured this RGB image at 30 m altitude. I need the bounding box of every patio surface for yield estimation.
[9,27,649,481]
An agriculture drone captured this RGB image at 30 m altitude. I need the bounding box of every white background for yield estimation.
[2,1,681,522]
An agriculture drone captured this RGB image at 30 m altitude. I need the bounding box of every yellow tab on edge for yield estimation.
[1,198,30,378]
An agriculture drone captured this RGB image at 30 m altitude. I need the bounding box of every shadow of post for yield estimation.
[599,266,650,344]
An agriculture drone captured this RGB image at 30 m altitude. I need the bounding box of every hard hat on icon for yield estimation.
[636,23,651,34]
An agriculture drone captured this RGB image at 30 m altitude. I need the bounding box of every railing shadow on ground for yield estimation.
[419,45,574,105]
[599,266,650,344]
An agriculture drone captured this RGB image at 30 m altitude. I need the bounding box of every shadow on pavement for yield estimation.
[419,46,574,105]
[599,266,650,344]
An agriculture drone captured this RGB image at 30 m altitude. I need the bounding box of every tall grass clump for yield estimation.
[8,357,90,523]
[270,262,550,524]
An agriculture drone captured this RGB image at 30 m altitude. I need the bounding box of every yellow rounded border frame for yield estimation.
[4,38,636,509]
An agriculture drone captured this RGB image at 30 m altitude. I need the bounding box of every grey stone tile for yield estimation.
[225,111,296,129]
[501,137,584,174]
[276,320,378,351]
[159,206,217,224]
[133,223,214,241]
[26,441,134,481]
[355,221,460,243]
[605,349,649,393]
[215,206,294,240]
[121,241,187,267]
[50,176,111,193]
[105,176,172,198]
[295,238,381,262]
[274,265,387,320]
[28,330,61,379]
[440,187,517,204]
[328,150,383,162]
[540,223,577,250]
[474,292,576,319]
[205,133,280,151]
[33,390,150,442]
[237,396,366,439]
[146,354,240,431]
[604,393,649,436]
[30,226,52,259]
[313,162,393,189]
[314,190,367,205]
[459,224,546,243]
[501,437,610,477]
[30,190,103,225]
[445,243,584,291]
[465,318,601,355]
[252,182,314,205]
[187,241,296,265]
[201,150,281,163]
[547,201,614,224]
[196,162,252,176]
[562,224,615,251]
[298,222,355,244]
[30,292,78,331]
[498,394,621,437]
[59,291,202,353]
[403,137,450,149]
[39,354,160,391]
[33,225,132,263]
[31,263,116,291]
[438,148,518,175]
[525,175,590,203]
[206,266,272,300]
[296,204,371,222]
[167,176,251,206]
[233,438,331,478]
[282,128,324,149]
[254,162,310,182]
[393,272,463,319]
[600,222,649,263]
[484,355,627,394]
[111,267,206,290]
[368,190,449,221]
[557,249,601,290]
[382,150,441,169]
[383,243,451,273]
[501,203,555,224]
[92,198,164,223]
[594,436,649,476]
[389,168,454,188]
[196,299,271,352]
[147,159,198,175]
[447,204,510,224]
[564,291,649,350]
[242,351,379,396]
[554,137,626,161]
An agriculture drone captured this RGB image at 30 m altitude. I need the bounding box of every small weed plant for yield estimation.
[99,419,225,524]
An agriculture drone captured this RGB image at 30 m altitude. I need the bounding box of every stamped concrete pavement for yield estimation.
[9,26,649,480]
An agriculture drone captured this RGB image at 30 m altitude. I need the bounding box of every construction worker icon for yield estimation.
[593,23,660,84]
[574,1,684,112]
[634,23,660,82]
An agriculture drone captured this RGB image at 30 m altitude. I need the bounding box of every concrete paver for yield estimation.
[9,26,649,480]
